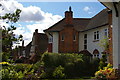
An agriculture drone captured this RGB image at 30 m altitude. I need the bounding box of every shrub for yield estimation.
[14,64,33,72]
[1,67,24,79]
[53,65,65,79]
[90,58,100,76]
[2,52,10,62]
[41,53,99,78]
[0,62,40,79]
[99,54,107,69]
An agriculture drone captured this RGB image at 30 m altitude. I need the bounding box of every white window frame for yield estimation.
[104,29,108,37]
[49,36,53,43]
[84,34,87,49]
[94,31,99,40]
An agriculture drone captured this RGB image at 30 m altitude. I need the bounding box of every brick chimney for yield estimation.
[35,29,38,33]
[65,6,73,25]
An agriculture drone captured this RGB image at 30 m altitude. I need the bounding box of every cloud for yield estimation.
[88,12,92,14]
[20,6,45,22]
[0,0,63,46]
[83,6,90,12]
[83,6,94,14]
[26,13,62,33]
[1,0,45,22]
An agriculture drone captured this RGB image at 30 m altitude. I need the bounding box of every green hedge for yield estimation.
[1,53,100,79]
[41,53,100,79]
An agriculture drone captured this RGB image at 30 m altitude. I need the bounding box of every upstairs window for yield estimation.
[84,34,87,49]
[73,34,76,41]
[61,34,64,41]
[49,36,53,43]
[97,31,99,40]
[94,31,99,40]
[104,29,108,37]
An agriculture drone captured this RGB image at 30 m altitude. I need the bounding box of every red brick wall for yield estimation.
[59,26,79,53]
[108,12,113,64]
[48,43,52,52]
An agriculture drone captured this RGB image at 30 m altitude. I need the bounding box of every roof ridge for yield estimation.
[91,8,108,18]
[44,18,65,32]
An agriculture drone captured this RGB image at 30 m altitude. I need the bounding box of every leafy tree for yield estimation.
[98,37,109,51]
[98,37,109,69]
[0,8,23,61]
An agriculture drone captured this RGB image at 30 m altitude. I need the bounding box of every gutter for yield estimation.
[113,2,119,17]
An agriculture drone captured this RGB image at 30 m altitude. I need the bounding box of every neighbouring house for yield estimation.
[17,29,48,60]
[44,7,112,62]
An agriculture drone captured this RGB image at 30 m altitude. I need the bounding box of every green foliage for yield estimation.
[41,53,99,78]
[42,53,83,68]
[0,62,41,79]
[1,9,23,53]
[1,64,25,79]
[99,54,107,69]
[14,64,33,72]
[2,52,10,61]
[98,37,109,50]
[32,60,44,71]
[53,65,65,79]
[0,9,21,23]
[90,58,100,75]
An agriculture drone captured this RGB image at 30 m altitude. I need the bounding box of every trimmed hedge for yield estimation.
[41,53,100,78]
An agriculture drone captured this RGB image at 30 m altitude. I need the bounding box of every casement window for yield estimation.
[73,34,76,41]
[104,29,108,37]
[93,49,99,58]
[94,54,99,58]
[94,31,99,40]
[94,54,96,57]
[84,34,87,49]
[61,35,64,41]
[49,36,53,43]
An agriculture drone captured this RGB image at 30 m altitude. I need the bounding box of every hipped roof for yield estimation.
[44,9,109,32]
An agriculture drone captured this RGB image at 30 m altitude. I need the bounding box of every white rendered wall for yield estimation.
[30,34,35,55]
[79,26,108,58]
[52,32,59,53]
[112,3,120,69]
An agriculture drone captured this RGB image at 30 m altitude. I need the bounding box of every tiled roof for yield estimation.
[82,9,109,31]
[79,50,93,56]
[44,9,109,32]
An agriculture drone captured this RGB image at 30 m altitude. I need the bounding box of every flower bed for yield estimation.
[95,64,117,79]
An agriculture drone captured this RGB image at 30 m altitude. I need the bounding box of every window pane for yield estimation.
[94,54,96,57]
[84,40,87,44]
[97,54,99,57]
[94,32,97,40]
[104,29,108,37]
[49,37,53,43]
[94,34,96,40]
[61,35,64,41]
[84,34,87,38]
[97,31,99,39]
[73,34,76,41]
[97,34,99,39]
[84,45,87,49]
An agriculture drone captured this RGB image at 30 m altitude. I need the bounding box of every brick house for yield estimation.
[18,29,48,59]
[44,7,112,63]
